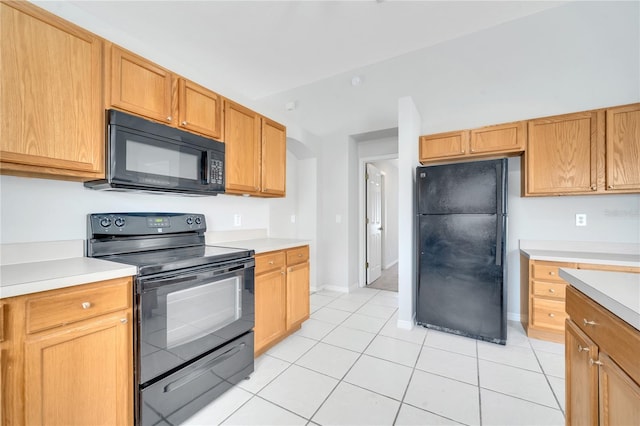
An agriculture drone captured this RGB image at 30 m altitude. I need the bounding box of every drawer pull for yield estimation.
[590,359,604,366]
[578,345,589,353]
[81,302,92,309]
[269,260,275,265]
[548,313,555,318]
[120,318,127,324]
[549,272,555,276]
[583,319,598,326]
[298,254,302,257]
[548,289,555,294]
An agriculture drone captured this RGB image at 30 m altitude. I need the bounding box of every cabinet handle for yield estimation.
[578,345,589,352]
[591,185,597,191]
[167,116,172,122]
[549,271,555,276]
[182,121,188,125]
[298,254,302,257]
[607,184,613,189]
[269,260,274,265]
[590,358,603,366]
[548,288,555,294]
[281,271,285,275]
[548,313,555,318]
[583,319,598,326]
[120,318,128,324]
[81,302,92,309]
[461,150,465,154]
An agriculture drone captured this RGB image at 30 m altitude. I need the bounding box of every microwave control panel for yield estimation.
[210,159,224,185]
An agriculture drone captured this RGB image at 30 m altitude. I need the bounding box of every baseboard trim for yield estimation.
[320,285,349,293]
[397,318,414,330]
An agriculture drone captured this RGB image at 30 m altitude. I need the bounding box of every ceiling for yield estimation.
[61,0,565,101]
[34,0,576,138]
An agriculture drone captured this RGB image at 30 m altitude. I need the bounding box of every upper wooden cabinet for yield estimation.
[419,121,525,163]
[0,1,104,180]
[224,100,286,197]
[106,43,223,140]
[524,103,640,196]
[178,78,223,140]
[605,104,640,192]
[261,118,287,196]
[106,44,173,125]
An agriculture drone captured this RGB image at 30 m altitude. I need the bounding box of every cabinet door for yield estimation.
[598,352,640,426]
[565,320,598,426]
[24,312,133,426]
[107,44,173,124]
[469,121,526,155]
[224,100,261,194]
[419,131,469,162]
[177,78,222,139]
[526,111,599,195]
[261,117,286,196]
[605,104,640,192]
[286,262,310,330]
[0,1,104,179]
[254,268,286,354]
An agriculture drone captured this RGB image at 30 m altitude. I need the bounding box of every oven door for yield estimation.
[137,258,254,385]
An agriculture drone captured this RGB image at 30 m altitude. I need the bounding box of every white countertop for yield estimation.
[559,268,640,331]
[520,240,640,267]
[214,238,310,254]
[0,257,137,299]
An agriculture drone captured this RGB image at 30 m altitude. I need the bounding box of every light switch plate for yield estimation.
[233,214,242,227]
[575,213,587,227]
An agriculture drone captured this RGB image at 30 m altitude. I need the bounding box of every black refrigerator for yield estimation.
[416,158,507,344]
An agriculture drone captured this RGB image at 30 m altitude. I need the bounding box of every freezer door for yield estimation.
[416,214,506,343]
[416,159,506,215]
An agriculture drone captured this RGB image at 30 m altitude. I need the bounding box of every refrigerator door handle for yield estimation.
[496,216,503,266]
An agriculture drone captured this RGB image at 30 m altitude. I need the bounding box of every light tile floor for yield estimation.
[183,287,565,426]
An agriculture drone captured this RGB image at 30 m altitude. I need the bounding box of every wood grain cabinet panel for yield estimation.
[253,266,286,354]
[605,104,640,192]
[565,286,640,426]
[254,246,310,356]
[419,121,526,164]
[0,277,133,426]
[525,111,599,196]
[224,100,261,194]
[261,118,286,196]
[0,1,104,180]
[419,131,469,162]
[178,78,223,140]
[107,44,173,124]
[224,100,287,197]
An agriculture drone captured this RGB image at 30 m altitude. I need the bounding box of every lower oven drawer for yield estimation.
[140,331,254,426]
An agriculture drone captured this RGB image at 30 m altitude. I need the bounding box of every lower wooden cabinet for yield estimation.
[565,286,640,426]
[520,257,639,343]
[254,245,309,356]
[0,277,133,426]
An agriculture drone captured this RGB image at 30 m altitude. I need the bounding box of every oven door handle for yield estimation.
[142,263,251,291]
[163,343,247,393]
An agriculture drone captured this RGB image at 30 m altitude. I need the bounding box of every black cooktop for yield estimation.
[97,245,253,276]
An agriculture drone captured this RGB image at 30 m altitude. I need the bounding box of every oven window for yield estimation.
[126,139,198,180]
[166,276,241,348]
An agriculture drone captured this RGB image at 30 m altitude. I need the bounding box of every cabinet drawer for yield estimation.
[531,261,577,282]
[26,278,131,334]
[566,286,640,384]
[286,246,309,266]
[255,251,286,275]
[532,281,566,300]
[531,298,567,331]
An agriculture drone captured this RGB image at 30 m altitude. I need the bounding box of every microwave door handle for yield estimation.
[204,151,211,184]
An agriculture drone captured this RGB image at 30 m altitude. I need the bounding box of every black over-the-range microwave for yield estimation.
[85,109,225,195]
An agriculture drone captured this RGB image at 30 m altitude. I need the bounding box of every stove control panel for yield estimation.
[88,213,206,235]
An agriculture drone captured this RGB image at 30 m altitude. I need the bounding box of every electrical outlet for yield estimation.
[290,215,296,224]
[233,214,242,227]
[575,213,587,227]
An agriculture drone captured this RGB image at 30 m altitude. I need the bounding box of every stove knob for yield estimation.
[114,217,126,228]
[195,217,202,225]
[186,217,194,225]
[100,217,112,228]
